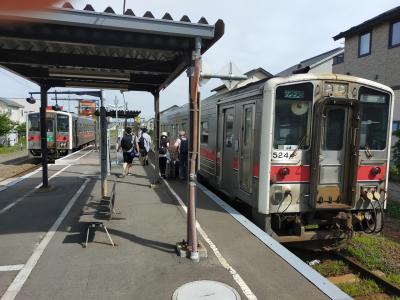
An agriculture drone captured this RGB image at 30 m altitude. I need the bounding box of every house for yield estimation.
[0,98,25,146]
[211,67,273,95]
[275,47,344,77]
[332,5,400,123]
[0,98,25,124]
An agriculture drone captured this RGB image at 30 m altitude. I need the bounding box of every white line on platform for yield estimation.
[0,265,24,272]
[1,178,90,300]
[73,149,93,161]
[0,164,71,216]
[161,177,257,300]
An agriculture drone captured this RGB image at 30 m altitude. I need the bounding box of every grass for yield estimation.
[345,235,400,274]
[387,273,400,287]
[0,140,26,155]
[313,260,350,277]
[337,279,381,298]
[387,200,400,220]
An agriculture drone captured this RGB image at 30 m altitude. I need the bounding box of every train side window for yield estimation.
[243,108,253,146]
[225,112,234,147]
[201,121,209,144]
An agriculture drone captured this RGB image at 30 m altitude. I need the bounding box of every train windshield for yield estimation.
[359,87,390,150]
[57,114,69,132]
[28,114,40,131]
[274,83,314,150]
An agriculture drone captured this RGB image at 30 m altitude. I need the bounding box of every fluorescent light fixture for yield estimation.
[49,68,131,81]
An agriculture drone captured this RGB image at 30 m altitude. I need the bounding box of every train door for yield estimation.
[311,99,359,209]
[46,118,55,147]
[220,106,235,193]
[239,104,255,193]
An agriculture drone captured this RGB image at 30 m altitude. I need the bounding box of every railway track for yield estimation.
[292,247,400,299]
[333,251,400,298]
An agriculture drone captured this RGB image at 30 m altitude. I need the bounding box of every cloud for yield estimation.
[0,0,398,119]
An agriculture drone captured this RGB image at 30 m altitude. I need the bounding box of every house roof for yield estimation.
[0,2,224,93]
[0,98,24,108]
[275,47,344,77]
[333,5,400,40]
[210,67,272,92]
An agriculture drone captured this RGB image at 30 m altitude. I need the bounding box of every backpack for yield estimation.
[138,134,145,149]
[159,137,168,155]
[121,134,133,151]
[180,138,188,154]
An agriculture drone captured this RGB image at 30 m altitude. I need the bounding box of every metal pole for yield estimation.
[40,84,50,188]
[187,37,202,261]
[100,92,108,197]
[153,91,160,184]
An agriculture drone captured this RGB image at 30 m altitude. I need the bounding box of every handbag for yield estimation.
[129,150,137,158]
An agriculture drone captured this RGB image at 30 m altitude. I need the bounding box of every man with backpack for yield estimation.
[138,126,152,166]
[117,127,139,177]
[174,131,189,180]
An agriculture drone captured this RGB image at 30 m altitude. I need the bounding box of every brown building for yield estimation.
[333,5,400,126]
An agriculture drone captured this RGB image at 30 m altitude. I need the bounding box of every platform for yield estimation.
[0,148,349,300]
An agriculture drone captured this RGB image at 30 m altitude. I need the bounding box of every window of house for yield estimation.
[333,53,344,65]
[201,121,208,144]
[390,21,400,48]
[359,32,371,57]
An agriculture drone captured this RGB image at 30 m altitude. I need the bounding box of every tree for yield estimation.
[392,129,400,171]
[16,122,26,137]
[0,114,15,137]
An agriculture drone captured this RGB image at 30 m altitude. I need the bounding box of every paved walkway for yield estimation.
[0,149,348,299]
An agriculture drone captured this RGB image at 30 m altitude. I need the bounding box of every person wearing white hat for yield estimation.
[159,132,170,177]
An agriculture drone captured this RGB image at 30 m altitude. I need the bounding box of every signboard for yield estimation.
[79,100,96,116]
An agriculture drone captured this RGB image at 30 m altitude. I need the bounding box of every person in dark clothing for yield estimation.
[117,127,139,176]
[159,132,169,178]
[174,131,188,180]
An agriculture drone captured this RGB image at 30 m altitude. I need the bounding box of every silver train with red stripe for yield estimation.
[161,74,395,244]
[27,110,95,158]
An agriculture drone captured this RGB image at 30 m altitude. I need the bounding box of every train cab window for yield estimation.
[359,87,390,150]
[28,114,40,131]
[57,115,69,132]
[274,83,313,150]
[201,121,209,144]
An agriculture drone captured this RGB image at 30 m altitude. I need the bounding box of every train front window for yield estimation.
[28,115,40,131]
[274,83,313,150]
[359,87,390,150]
[57,115,69,132]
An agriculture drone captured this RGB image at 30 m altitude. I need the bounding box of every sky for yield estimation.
[0,0,399,118]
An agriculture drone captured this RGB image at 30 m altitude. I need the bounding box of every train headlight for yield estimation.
[370,167,381,176]
[324,83,333,95]
[337,84,348,96]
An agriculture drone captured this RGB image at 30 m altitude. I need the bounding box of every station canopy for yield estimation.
[0,2,224,93]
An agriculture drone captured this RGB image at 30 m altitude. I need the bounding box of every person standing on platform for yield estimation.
[138,126,152,166]
[159,132,170,178]
[174,131,189,180]
[117,127,139,177]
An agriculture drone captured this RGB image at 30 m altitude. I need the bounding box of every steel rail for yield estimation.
[334,251,400,297]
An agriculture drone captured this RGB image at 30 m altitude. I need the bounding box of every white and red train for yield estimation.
[161,74,394,244]
[27,110,95,158]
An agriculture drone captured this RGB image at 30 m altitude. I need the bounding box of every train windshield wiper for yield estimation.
[365,144,374,159]
[289,134,306,159]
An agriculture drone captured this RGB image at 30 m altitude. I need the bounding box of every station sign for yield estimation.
[79,100,96,116]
